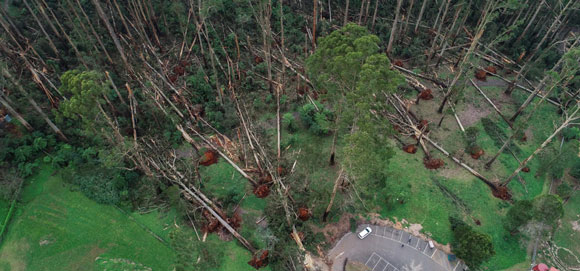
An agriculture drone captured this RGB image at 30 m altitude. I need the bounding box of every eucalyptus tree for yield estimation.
[307,23,403,165]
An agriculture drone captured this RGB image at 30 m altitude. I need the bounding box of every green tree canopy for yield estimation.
[449,216,495,269]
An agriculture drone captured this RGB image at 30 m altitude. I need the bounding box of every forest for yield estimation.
[0,0,579,270]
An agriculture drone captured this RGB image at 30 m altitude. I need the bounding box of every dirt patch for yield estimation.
[0,238,29,271]
[311,213,354,245]
[458,102,492,127]
[67,245,107,271]
[571,220,580,232]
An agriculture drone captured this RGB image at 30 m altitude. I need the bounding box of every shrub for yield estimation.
[282,113,297,132]
[449,216,495,269]
[299,103,333,136]
[504,200,533,234]
[556,182,573,200]
[570,159,580,179]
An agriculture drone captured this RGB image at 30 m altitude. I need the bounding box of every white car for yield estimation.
[358,226,372,239]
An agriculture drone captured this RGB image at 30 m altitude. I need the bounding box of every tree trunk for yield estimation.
[506,0,572,95]
[313,0,317,47]
[22,0,59,56]
[502,106,580,186]
[516,0,544,42]
[485,71,561,169]
[91,0,130,70]
[436,3,462,67]
[0,95,34,132]
[33,0,61,38]
[438,1,493,113]
[322,169,343,222]
[386,0,403,56]
[401,0,414,39]
[1,67,67,141]
[357,0,366,25]
[414,0,428,33]
[344,0,349,26]
[426,0,450,69]
[371,0,379,31]
[74,0,114,65]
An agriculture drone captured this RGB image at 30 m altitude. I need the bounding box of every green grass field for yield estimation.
[0,167,176,271]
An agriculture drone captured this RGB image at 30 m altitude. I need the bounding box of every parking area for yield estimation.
[328,224,469,271]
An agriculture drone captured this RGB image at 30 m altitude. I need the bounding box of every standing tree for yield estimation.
[306,23,403,165]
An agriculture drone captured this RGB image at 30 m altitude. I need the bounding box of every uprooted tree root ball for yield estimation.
[492,185,512,201]
[470,147,485,159]
[199,150,219,166]
[475,69,487,81]
[418,89,434,100]
[248,250,269,269]
[253,184,270,198]
[485,66,497,75]
[424,158,445,169]
[403,144,418,154]
[297,207,311,221]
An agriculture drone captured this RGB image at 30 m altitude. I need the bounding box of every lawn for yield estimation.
[0,166,176,271]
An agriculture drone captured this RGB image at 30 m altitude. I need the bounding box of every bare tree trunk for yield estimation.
[503,105,580,186]
[22,0,59,56]
[33,0,61,38]
[508,0,529,27]
[313,0,317,47]
[91,0,130,70]
[1,67,67,141]
[371,0,379,31]
[414,0,428,33]
[485,73,561,169]
[74,0,114,65]
[516,0,544,42]
[322,169,343,222]
[357,0,366,24]
[401,0,414,39]
[426,0,450,69]
[506,0,572,95]
[386,0,403,56]
[435,3,462,67]
[438,1,494,113]
[0,95,34,131]
[344,0,350,26]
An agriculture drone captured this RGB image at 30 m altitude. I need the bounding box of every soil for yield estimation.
[311,213,354,245]
[458,102,493,127]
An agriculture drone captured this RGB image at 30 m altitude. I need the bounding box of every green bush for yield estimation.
[556,182,573,200]
[282,113,297,132]
[562,127,580,141]
[504,200,533,234]
[449,216,495,269]
[299,103,333,136]
[570,159,580,179]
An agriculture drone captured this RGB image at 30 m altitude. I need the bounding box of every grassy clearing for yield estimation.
[548,189,580,268]
[0,166,176,271]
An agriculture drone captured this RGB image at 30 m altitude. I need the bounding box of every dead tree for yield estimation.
[503,104,580,186]
[438,0,496,113]
[322,169,344,222]
[505,0,574,95]
[91,0,130,70]
[1,67,67,141]
[0,93,34,131]
[414,0,429,33]
[516,0,544,42]
[386,0,403,56]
